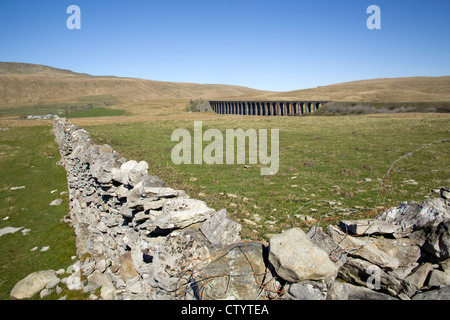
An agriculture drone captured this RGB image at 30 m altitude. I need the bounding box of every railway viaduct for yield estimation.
[209,100,330,116]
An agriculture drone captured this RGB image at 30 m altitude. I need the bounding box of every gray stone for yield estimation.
[200,209,241,247]
[40,288,52,298]
[10,270,58,299]
[149,228,212,298]
[327,281,349,300]
[100,282,116,300]
[421,219,450,260]
[49,199,63,206]
[65,271,83,291]
[345,282,398,300]
[141,187,179,198]
[141,175,166,189]
[328,225,399,270]
[338,258,416,297]
[412,285,450,300]
[268,228,338,283]
[441,259,450,272]
[369,236,421,267]
[155,198,216,230]
[338,219,400,236]
[111,160,138,184]
[377,199,450,234]
[427,269,450,288]
[143,198,169,211]
[405,263,434,289]
[87,270,113,288]
[128,161,149,186]
[285,280,328,300]
[307,226,347,267]
[196,242,280,300]
[83,283,99,294]
[45,278,60,289]
[0,226,23,238]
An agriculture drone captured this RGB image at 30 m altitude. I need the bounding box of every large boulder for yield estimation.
[10,270,58,299]
[148,228,212,299]
[268,228,338,282]
[197,242,280,300]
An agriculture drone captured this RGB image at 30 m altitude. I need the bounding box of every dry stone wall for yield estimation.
[46,116,450,300]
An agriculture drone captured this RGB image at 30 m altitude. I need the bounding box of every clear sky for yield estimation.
[0,0,449,91]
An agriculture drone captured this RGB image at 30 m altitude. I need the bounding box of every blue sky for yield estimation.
[0,0,449,91]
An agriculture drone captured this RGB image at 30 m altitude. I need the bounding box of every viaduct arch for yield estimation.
[209,100,330,116]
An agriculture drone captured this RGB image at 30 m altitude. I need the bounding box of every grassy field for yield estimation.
[0,125,89,300]
[0,112,448,300]
[86,113,450,240]
[0,94,125,119]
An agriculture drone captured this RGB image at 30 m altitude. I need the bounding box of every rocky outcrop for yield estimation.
[12,116,448,300]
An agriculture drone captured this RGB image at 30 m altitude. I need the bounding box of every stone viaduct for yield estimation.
[209,100,330,116]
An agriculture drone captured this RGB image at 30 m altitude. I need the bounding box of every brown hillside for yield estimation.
[0,63,269,108]
[258,76,450,102]
[1,63,449,108]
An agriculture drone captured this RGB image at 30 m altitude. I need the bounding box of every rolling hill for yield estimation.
[0,62,449,110]
[0,62,269,108]
[260,76,450,102]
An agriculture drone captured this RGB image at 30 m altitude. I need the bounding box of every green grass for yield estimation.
[0,94,124,118]
[86,115,450,240]
[0,125,89,300]
[67,107,125,118]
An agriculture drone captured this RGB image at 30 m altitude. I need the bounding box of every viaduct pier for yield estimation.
[209,100,330,116]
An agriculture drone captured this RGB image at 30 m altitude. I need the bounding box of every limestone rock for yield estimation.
[268,228,338,282]
[428,269,450,288]
[338,258,416,297]
[49,199,63,206]
[345,282,398,300]
[307,226,348,267]
[200,209,241,247]
[412,285,450,300]
[87,270,115,300]
[338,219,399,236]
[198,242,280,300]
[405,263,434,289]
[328,280,398,300]
[326,280,349,300]
[10,270,58,299]
[155,198,216,230]
[328,225,399,270]
[421,219,450,260]
[285,280,328,300]
[141,175,166,188]
[368,236,421,267]
[149,228,212,298]
[377,199,450,234]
